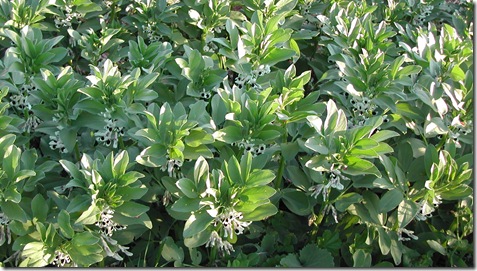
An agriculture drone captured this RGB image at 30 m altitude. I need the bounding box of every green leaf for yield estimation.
[343,156,382,177]
[213,125,243,143]
[280,253,302,267]
[424,144,439,174]
[161,236,185,263]
[183,144,214,160]
[440,185,472,200]
[285,166,310,191]
[379,189,403,213]
[112,150,129,177]
[353,249,372,267]
[225,155,242,185]
[449,65,465,81]
[2,201,28,222]
[59,160,83,184]
[184,228,212,249]
[66,194,91,213]
[427,240,447,256]
[241,202,277,221]
[370,130,400,142]
[112,212,152,229]
[397,200,418,228]
[306,115,323,135]
[20,242,49,267]
[176,178,198,198]
[185,130,214,147]
[299,244,334,267]
[170,197,201,214]
[117,171,145,187]
[246,169,275,187]
[261,48,295,66]
[304,136,329,154]
[396,65,422,77]
[240,186,276,202]
[183,210,214,238]
[193,156,209,186]
[58,210,74,239]
[390,233,402,265]
[31,194,48,222]
[335,192,363,212]
[378,227,391,255]
[4,185,21,203]
[75,203,100,225]
[3,145,20,179]
[115,201,149,217]
[72,231,100,246]
[281,189,312,216]
[353,138,379,150]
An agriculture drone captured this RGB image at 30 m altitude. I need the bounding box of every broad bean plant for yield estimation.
[0,0,473,267]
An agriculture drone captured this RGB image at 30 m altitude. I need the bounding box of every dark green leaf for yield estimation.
[335,192,362,212]
[31,194,48,222]
[281,189,311,216]
[176,178,198,198]
[183,210,213,238]
[115,201,149,217]
[241,202,277,221]
[170,197,201,213]
[353,249,372,267]
[280,254,302,267]
[397,200,418,228]
[58,210,74,239]
[299,244,334,267]
[2,201,28,222]
[379,189,403,213]
[343,156,382,177]
[161,236,185,263]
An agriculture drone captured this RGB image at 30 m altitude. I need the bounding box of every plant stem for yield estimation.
[275,154,285,190]
[209,246,217,265]
[275,122,288,190]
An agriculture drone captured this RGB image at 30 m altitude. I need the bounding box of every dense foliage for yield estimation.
[0,0,473,267]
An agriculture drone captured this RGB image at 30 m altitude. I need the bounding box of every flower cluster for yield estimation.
[54,4,82,29]
[215,208,252,239]
[231,140,268,157]
[199,88,213,100]
[203,41,219,53]
[234,64,271,91]
[445,115,472,148]
[0,212,11,246]
[397,227,418,241]
[0,213,9,225]
[415,200,434,221]
[95,111,125,148]
[100,234,134,261]
[207,208,252,255]
[9,94,29,111]
[23,112,41,133]
[161,154,184,178]
[205,231,235,255]
[342,94,389,129]
[299,1,324,28]
[95,207,127,237]
[414,3,434,26]
[142,21,162,43]
[322,204,339,223]
[49,130,68,153]
[51,250,73,267]
[438,0,469,14]
[309,167,349,202]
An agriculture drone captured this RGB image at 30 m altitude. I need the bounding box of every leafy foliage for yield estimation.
[0,0,473,267]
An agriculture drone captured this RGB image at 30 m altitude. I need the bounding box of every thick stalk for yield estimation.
[274,122,288,190]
